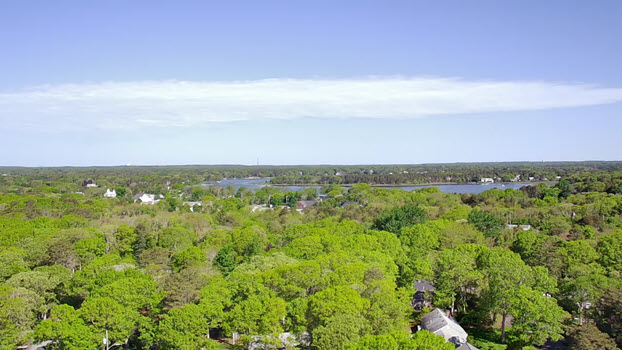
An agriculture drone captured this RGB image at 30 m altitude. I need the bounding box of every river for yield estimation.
[204,178,539,194]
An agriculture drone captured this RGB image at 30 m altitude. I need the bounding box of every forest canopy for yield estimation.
[0,164,620,350]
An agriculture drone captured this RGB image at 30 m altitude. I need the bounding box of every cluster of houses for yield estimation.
[412,280,480,350]
[481,175,563,183]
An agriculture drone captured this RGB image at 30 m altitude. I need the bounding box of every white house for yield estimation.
[480,178,494,183]
[506,224,532,231]
[133,193,160,205]
[420,308,469,346]
[86,183,98,188]
[182,201,202,212]
[104,189,117,198]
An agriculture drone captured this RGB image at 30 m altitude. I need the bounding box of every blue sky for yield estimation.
[1,0,621,166]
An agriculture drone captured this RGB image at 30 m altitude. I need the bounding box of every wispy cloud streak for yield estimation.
[1,77,621,131]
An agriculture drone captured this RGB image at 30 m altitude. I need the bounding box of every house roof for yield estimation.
[414,280,436,292]
[297,200,317,207]
[457,343,479,350]
[421,308,468,345]
[340,201,358,208]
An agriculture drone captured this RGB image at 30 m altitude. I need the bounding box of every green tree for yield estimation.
[307,286,370,330]
[373,204,427,234]
[78,297,138,346]
[171,246,205,271]
[224,293,287,336]
[157,304,217,350]
[598,229,622,273]
[0,285,38,350]
[347,330,454,350]
[594,285,622,348]
[433,245,483,314]
[313,314,370,350]
[114,225,136,256]
[506,285,568,349]
[567,323,619,350]
[34,305,97,350]
[468,209,503,238]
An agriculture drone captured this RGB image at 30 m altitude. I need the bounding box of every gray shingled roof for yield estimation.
[457,342,479,350]
[414,280,436,292]
[420,308,468,345]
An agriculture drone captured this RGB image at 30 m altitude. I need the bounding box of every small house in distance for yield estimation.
[182,201,202,212]
[480,178,494,183]
[340,201,359,208]
[412,280,435,311]
[296,200,318,210]
[505,224,531,231]
[133,193,160,205]
[83,179,98,188]
[104,188,117,198]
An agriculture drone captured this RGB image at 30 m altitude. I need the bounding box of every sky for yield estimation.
[1,0,621,166]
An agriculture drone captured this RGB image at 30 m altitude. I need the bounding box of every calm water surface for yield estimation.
[205,178,536,194]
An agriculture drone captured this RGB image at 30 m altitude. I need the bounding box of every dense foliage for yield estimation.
[0,165,620,349]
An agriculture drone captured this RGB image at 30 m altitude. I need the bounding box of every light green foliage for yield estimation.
[506,286,568,348]
[156,226,197,252]
[0,249,29,282]
[198,275,233,327]
[307,286,370,329]
[5,269,68,318]
[74,236,107,265]
[433,244,484,313]
[440,205,472,221]
[2,166,622,349]
[598,229,622,273]
[78,296,138,346]
[230,226,268,259]
[157,304,217,350]
[224,292,287,335]
[362,280,411,334]
[34,305,97,350]
[171,246,205,271]
[400,223,440,259]
[91,273,163,315]
[347,330,454,350]
[114,225,136,256]
[0,285,38,350]
[313,313,371,350]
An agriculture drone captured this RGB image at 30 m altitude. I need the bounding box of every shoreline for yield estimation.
[268,181,547,187]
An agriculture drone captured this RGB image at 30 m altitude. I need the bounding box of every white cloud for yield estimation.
[1,77,621,131]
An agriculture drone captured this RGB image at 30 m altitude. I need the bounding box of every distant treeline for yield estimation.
[2,161,622,196]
